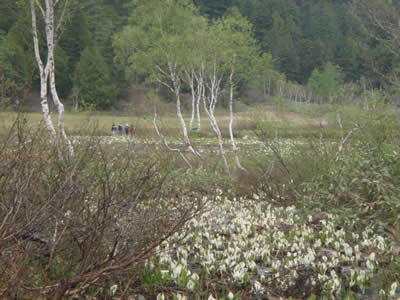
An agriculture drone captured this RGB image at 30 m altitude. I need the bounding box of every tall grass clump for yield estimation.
[0,116,206,299]
[256,101,400,229]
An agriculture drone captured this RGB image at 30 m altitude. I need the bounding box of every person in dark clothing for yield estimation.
[111,123,117,135]
[125,124,129,135]
[118,124,123,135]
[129,124,135,136]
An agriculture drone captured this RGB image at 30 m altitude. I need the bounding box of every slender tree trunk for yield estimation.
[31,0,74,157]
[175,84,189,145]
[203,96,229,175]
[50,65,74,156]
[196,82,201,130]
[167,58,200,157]
[263,79,267,100]
[174,85,199,156]
[193,71,203,131]
[31,0,58,149]
[187,70,202,131]
[188,71,196,130]
[202,64,230,175]
[46,0,74,157]
[228,70,246,172]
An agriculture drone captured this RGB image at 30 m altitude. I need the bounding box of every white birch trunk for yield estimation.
[31,0,74,157]
[186,69,202,131]
[228,70,246,172]
[187,70,196,130]
[196,82,201,130]
[202,63,230,175]
[45,0,74,156]
[31,0,58,149]
[193,70,203,131]
[50,67,74,156]
[167,58,200,157]
[203,94,230,175]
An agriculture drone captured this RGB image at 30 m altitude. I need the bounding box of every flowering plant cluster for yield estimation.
[147,193,397,299]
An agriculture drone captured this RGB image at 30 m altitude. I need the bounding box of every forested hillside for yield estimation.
[0,0,397,109]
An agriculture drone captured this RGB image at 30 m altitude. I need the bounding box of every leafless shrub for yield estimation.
[0,116,205,299]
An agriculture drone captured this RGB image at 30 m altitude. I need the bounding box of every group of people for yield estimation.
[111,123,135,136]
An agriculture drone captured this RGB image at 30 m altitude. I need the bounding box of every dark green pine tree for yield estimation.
[193,0,232,18]
[104,0,132,26]
[4,13,36,97]
[270,12,300,82]
[60,2,130,100]
[332,4,365,82]
[54,46,72,98]
[334,35,362,82]
[0,0,20,33]
[85,1,120,64]
[307,0,340,60]
[73,44,116,110]
[233,0,274,51]
[56,12,92,98]
[59,12,92,70]
[297,39,328,84]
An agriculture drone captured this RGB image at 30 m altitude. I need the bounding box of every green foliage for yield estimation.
[270,11,300,82]
[233,0,364,84]
[256,101,400,230]
[308,62,345,102]
[0,0,392,106]
[303,142,400,228]
[2,13,36,103]
[194,0,231,18]
[0,31,13,105]
[351,0,400,89]
[248,52,285,98]
[0,0,21,32]
[86,2,120,63]
[59,12,92,71]
[114,0,206,83]
[54,46,72,98]
[73,44,117,110]
[141,266,170,290]
[209,7,259,77]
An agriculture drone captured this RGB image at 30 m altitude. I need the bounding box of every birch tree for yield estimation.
[114,2,257,174]
[185,69,202,131]
[113,0,206,160]
[30,0,74,156]
[249,52,281,100]
[222,10,257,173]
[195,9,258,174]
[181,28,208,132]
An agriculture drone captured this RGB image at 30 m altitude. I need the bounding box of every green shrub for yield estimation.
[255,102,400,229]
[302,143,400,227]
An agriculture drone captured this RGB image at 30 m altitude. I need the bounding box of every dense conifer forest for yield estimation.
[0,0,397,109]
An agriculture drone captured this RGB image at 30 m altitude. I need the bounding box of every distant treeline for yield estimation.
[0,0,395,109]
